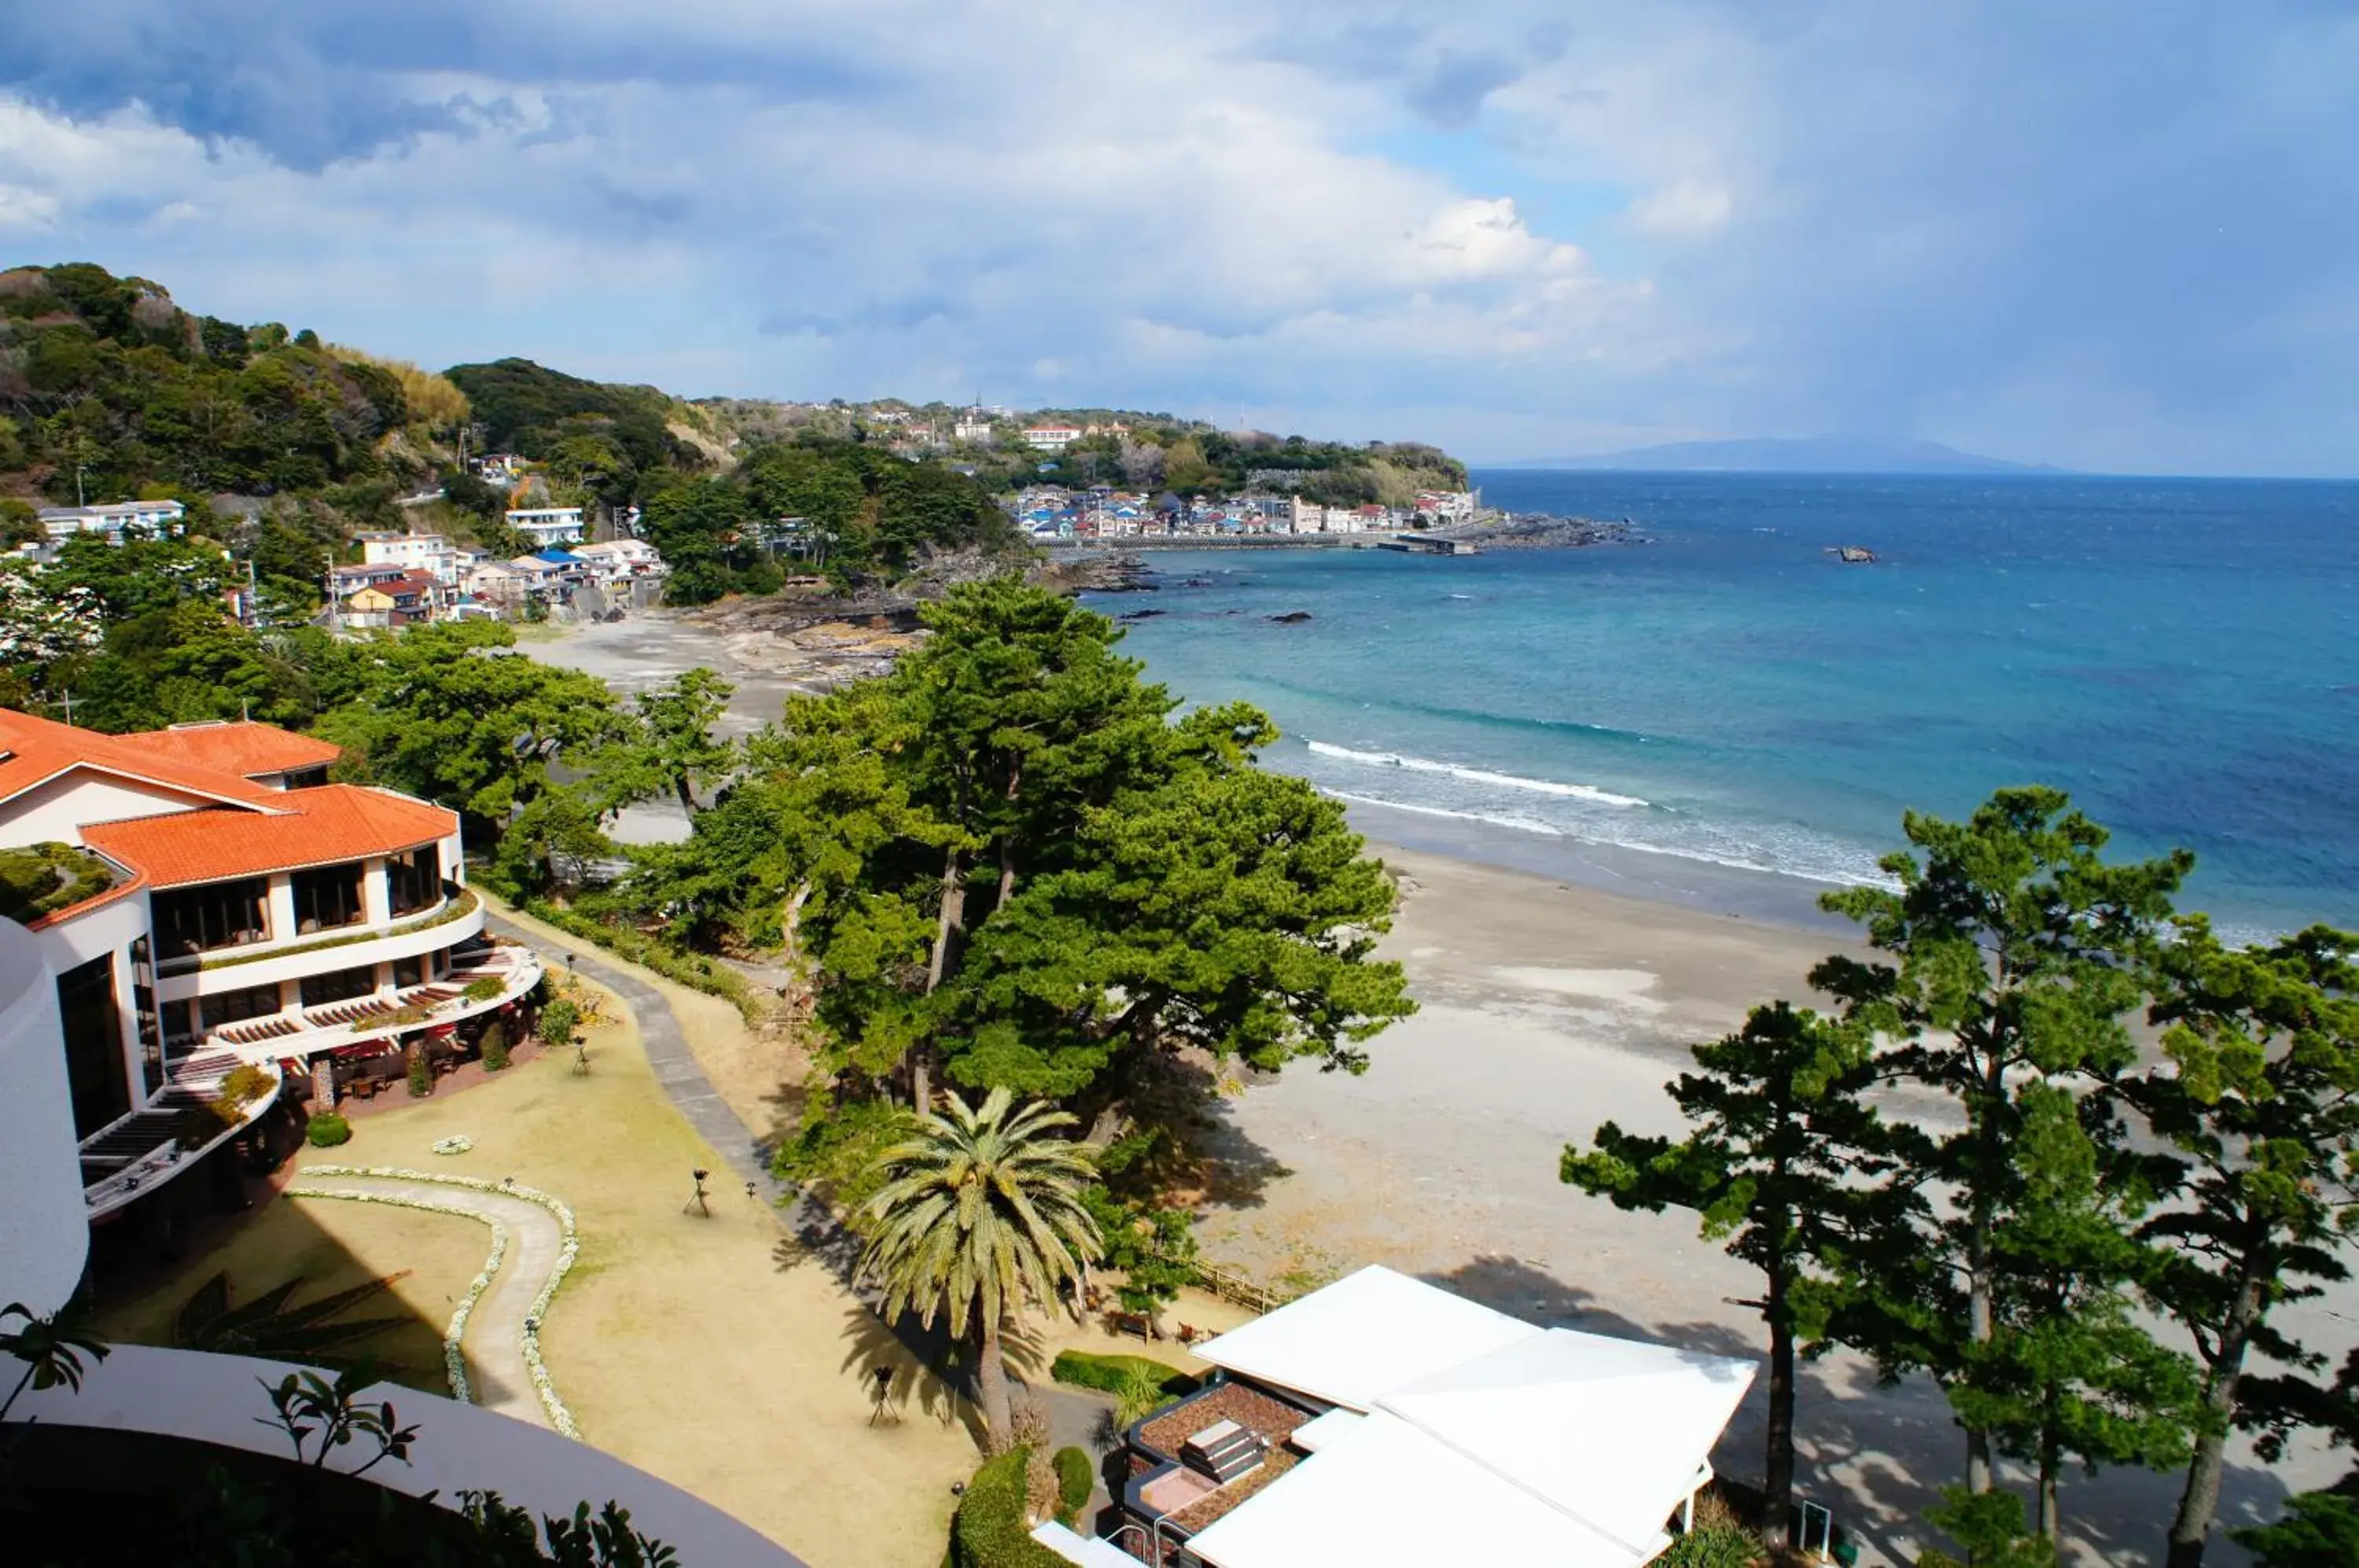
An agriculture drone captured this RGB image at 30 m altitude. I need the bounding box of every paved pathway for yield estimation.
[292,1176,567,1430]
[484,911,1108,1446]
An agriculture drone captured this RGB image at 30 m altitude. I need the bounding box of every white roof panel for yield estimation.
[1378,1328,1757,1553]
[1190,1265,1540,1411]
[1186,1411,1662,1568]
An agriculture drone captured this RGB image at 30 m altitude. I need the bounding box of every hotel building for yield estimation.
[0,709,541,1223]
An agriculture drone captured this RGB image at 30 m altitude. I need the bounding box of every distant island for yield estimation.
[1496,433,2061,475]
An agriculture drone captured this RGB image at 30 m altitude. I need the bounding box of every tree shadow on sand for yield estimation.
[836,1301,983,1444]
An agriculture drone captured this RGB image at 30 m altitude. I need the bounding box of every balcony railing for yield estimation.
[160,888,478,977]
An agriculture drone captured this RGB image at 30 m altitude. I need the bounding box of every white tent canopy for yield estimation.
[1183,1266,1757,1568]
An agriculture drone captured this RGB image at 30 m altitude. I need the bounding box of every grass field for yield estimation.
[105,976,981,1568]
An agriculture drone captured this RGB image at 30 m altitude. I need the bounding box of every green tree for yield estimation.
[1811,788,2191,1508]
[858,1088,1102,1447]
[2129,921,2359,1567]
[314,620,627,844]
[1942,1080,2199,1540]
[591,668,736,815]
[2232,1489,2359,1567]
[1562,1003,1927,1534]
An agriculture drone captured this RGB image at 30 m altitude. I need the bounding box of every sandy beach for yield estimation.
[521,610,2353,1566]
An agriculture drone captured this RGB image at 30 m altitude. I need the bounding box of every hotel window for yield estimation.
[153,877,270,956]
[131,936,164,1094]
[201,984,285,1032]
[57,953,130,1138]
[300,965,379,1008]
[385,844,442,917]
[392,955,424,989]
[290,862,367,934]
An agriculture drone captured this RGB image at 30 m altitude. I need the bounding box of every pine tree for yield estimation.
[2129,920,2359,1567]
[1562,1002,1928,1536]
[1812,787,2191,1511]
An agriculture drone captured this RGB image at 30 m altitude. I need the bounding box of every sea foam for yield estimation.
[1305,740,1650,808]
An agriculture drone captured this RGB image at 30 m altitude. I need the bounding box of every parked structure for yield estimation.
[0,709,541,1222]
[1106,1266,1755,1568]
[505,506,586,546]
[37,499,186,543]
[569,538,666,586]
[357,530,469,586]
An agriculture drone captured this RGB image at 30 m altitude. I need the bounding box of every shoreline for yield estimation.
[524,608,1859,933]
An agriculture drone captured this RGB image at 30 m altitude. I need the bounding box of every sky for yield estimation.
[2,2,2357,474]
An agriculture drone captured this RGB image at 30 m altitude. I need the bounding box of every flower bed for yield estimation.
[287,1185,507,1406]
[432,1135,473,1155]
[300,1165,583,1438]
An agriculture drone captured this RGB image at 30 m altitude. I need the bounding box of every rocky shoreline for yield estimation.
[1431,513,1640,550]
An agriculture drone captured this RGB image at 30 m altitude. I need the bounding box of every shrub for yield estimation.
[462,975,506,1003]
[949,1449,1069,1568]
[480,1022,510,1072]
[1658,1525,1767,1568]
[1048,1351,1197,1426]
[537,999,580,1048]
[306,1112,351,1147]
[0,841,116,923]
[512,894,762,1022]
[218,1063,274,1106]
[406,1050,432,1099]
[1052,1446,1092,1522]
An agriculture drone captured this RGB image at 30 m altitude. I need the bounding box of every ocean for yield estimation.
[1080,471,2359,937]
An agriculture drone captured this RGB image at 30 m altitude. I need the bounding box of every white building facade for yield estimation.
[0,712,540,1220]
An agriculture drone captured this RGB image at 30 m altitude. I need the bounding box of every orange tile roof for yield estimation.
[0,708,283,814]
[116,720,343,779]
[80,786,457,890]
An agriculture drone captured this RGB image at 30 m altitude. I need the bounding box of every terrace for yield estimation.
[79,940,539,1216]
[1124,1377,1321,1549]
[205,940,539,1063]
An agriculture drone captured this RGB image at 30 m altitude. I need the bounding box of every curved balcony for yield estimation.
[204,940,543,1066]
[156,889,485,1007]
[81,1053,284,1220]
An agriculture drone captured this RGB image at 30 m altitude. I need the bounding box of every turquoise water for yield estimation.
[1082,473,2359,935]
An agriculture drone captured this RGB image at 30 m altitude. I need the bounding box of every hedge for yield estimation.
[949,1449,1068,1568]
[1052,1446,1092,1522]
[510,896,764,1023]
[306,1112,351,1147]
[1050,1350,1197,1424]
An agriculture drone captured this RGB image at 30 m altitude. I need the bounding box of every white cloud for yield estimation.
[1623,180,1732,237]
[2,1,2356,470]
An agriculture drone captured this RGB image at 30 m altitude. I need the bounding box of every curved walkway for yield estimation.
[291,1173,571,1431]
[480,909,1108,1441]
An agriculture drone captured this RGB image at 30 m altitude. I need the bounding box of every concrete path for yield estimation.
[483,911,1107,1447]
[293,1176,568,1430]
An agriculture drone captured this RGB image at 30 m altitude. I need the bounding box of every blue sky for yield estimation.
[3,2,2356,473]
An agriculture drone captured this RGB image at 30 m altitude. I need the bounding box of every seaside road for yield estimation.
[291,1176,567,1430]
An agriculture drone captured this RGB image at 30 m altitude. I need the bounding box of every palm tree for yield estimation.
[859,1087,1103,1447]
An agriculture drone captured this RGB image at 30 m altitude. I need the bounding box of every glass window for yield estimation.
[291,863,367,934]
[152,878,270,956]
[300,966,379,1008]
[386,844,442,917]
[282,766,329,790]
[57,953,129,1138]
[201,984,285,1032]
[131,936,163,1094]
[392,955,424,989]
